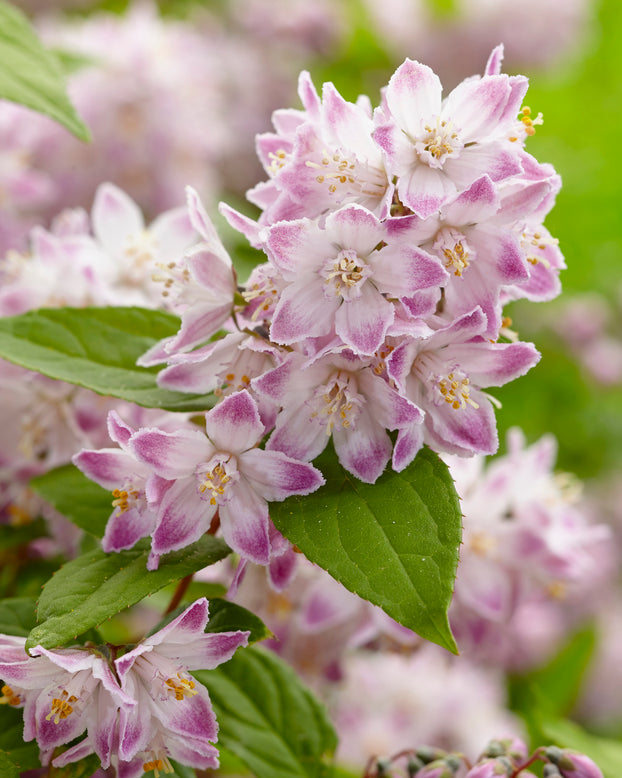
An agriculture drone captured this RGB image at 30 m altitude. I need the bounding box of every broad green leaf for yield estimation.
[0,518,47,550]
[0,307,217,412]
[0,1,89,140]
[26,535,231,650]
[195,646,337,778]
[270,446,461,653]
[0,707,41,772]
[31,464,111,538]
[168,761,197,778]
[0,751,19,778]
[541,717,620,778]
[0,597,37,637]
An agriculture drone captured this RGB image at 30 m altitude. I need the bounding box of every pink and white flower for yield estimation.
[373,58,526,217]
[130,390,324,566]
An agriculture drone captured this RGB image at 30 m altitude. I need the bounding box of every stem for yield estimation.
[511,749,545,778]
[164,574,193,615]
[208,510,221,535]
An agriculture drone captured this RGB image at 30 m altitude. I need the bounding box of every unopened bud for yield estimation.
[416,747,448,764]
[417,755,463,778]
[408,756,425,777]
[481,737,529,764]
[465,757,513,777]
[544,748,603,778]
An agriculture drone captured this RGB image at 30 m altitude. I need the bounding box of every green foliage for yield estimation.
[0,752,19,778]
[0,307,216,412]
[271,446,461,654]
[31,464,111,538]
[0,707,41,773]
[0,0,89,139]
[26,535,231,650]
[0,597,37,637]
[0,518,47,550]
[49,753,101,778]
[195,646,337,778]
[205,598,273,644]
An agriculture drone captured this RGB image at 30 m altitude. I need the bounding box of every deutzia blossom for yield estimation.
[114,598,249,773]
[129,390,324,566]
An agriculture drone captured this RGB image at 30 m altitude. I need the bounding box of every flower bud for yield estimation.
[544,747,603,778]
[481,737,529,764]
[416,755,464,778]
[465,757,513,777]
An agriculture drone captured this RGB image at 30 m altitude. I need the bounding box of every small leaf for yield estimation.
[0,307,216,412]
[26,535,231,650]
[205,599,272,644]
[0,518,47,550]
[270,446,461,653]
[31,464,111,538]
[0,0,89,140]
[194,646,337,778]
[0,597,37,637]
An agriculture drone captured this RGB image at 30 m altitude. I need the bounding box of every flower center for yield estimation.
[433,227,471,277]
[322,249,371,300]
[268,148,288,174]
[111,481,142,515]
[436,370,479,411]
[415,117,463,168]
[143,750,174,777]
[197,454,239,505]
[306,147,387,201]
[0,685,21,706]
[520,228,557,267]
[152,259,191,301]
[309,372,363,435]
[46,689,78,724]
[164,672,197,701]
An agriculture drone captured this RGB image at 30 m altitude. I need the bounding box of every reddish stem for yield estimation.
[164,574,193,615]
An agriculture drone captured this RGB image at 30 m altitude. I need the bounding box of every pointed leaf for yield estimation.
[0,0,89,140]
[0,307,217,412]
[26,535,231,650]
[205,599,272,644]
[194,646,337,778]
[0,751,19,778]
[270,446,461,653]
[30,464,111,538]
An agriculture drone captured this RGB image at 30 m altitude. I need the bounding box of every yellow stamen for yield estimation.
[164,673,197,701]
[46,691,78,724]
[0,685,21,706]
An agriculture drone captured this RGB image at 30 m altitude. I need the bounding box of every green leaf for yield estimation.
[0,1,89,140]
[0,597,37,637]
[205,599,272,644]
[0,751,19,778]
[49,752,100,778]
[510,626,596,719]
[270,446,461,653]
[540,717,621,778]
[0,307,217,412]
[30,464,111,538]
[26,535,231,650]
[194,646,337,778]
[0,518,47,550]
[0,707,41,772]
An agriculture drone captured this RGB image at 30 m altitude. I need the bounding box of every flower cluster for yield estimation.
[149,48,558,472]
[362,738,603,778]
[445,428,612,667]
[0,599,248,775]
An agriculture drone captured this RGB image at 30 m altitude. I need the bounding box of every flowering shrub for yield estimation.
[0,2,615,778]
